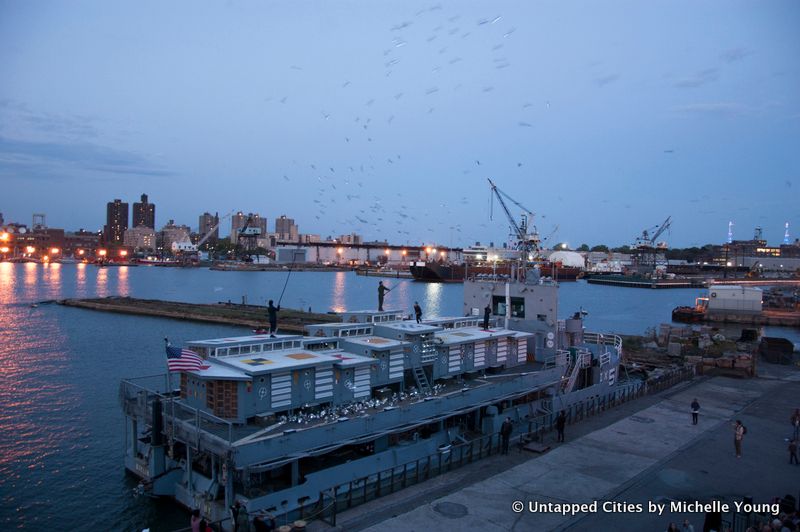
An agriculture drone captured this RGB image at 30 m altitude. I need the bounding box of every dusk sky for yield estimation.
[2,1,798,248]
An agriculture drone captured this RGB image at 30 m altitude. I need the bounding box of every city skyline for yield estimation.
[2,2,799,247]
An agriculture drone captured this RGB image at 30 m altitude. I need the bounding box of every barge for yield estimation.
[120,264,630,528]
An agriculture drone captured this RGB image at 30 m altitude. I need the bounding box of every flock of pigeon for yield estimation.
[266,4,549,246]
[276,382,448,427]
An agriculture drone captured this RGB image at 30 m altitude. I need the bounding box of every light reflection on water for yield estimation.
[96,266,108,297]
[117,266,130,297]
[424,282,443,317]
[331,271,347,313]
[75,263,87,298]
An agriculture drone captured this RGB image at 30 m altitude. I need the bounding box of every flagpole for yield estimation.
[164,337,172,395]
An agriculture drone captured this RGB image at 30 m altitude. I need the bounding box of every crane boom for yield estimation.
[488,178,525,243]
[196,211,234,248]
[650,216,671,244]
[487,178,540,256]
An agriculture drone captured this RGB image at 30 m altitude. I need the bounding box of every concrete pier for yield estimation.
[58,297,339,332]
[318,364,799,532]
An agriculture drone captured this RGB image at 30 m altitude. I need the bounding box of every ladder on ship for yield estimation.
[412,366,432,395]
[562,349,591,394]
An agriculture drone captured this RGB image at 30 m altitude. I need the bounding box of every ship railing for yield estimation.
[166,401,235,448]
[583,332,623,353]
[544,350,570,370]
[119,375,171,416]
[119,375,234,447]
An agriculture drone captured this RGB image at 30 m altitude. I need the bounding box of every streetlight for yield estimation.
[0,232,9,241]
[51,247,60,255]
[26,246,35,254]
[119,250,128,257]
[98,249,107,257]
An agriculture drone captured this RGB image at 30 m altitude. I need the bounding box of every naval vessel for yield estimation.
[120,263,634,528]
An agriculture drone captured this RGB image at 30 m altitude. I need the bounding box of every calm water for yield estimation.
[0,263,797,531]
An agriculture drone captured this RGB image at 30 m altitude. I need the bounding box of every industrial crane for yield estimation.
[634,216,672,248]
[195,211,233,251]
[237,214,263,262]
[632,216,672,275]
[488,178,541,257]
[169,211,234,265]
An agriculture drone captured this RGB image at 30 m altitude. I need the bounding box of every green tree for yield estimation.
[577,244,590,251]
[590,245,609,252]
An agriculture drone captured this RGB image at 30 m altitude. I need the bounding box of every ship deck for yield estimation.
[222,360,551,445]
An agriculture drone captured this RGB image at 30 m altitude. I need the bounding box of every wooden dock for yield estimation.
[57,297,340,332]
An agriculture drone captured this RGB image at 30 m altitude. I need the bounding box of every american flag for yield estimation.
[166,345,209,372]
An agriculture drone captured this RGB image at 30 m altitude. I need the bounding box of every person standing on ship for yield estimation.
[483,304,491,330]
[378,281,391,311]
[267,300,280,338]
[414,301,422,323]
[691,398,700,425]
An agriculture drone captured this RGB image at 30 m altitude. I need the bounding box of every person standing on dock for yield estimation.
[733,420,745,458]
[556,411,566,442]
[691,398,700,425]
[378,281,391,311]
[500,417,513,454]
[414,301,422,323]
[267,300,280,338]
[483,303,491,330]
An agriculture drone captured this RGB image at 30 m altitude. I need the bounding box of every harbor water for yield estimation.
[0,263,797,531]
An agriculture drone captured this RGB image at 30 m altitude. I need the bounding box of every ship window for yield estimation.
[492,296,525,318]
[217,348,228,356]
[240,345,251,354]
[229,347,240,355]
[537,314,547,321]
[262,344,272,351]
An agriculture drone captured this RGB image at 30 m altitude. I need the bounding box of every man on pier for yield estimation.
[500,417,513,454]
[483,303,491,330]
[267,300,280,338]
[414,301,422,323]
[378,281,391,311]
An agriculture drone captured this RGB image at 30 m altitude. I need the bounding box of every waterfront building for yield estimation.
[132,193,156,229]
[16,226,65,258]
[299,233,321,244]
[104,199,128,246]
[198,212,219,245]
[157,220,191,255]
[230,212,267,243]
[337,232,363,245]
[124,226,157,253]
[275,215,299,242]
[64,230,101,257]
